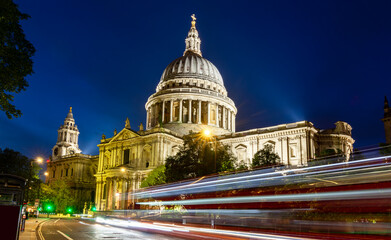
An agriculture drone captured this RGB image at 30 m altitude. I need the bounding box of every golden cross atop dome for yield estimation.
[70,107,72,112]
[191,14,196,28]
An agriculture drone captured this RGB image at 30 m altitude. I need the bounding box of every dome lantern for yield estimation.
[183,14,202,57]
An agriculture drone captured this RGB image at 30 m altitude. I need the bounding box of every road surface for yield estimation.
[37,218,184,240]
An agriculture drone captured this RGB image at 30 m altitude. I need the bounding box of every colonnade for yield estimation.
[146,99,236,131]
[96,176,142,211]
[58,131,79,144]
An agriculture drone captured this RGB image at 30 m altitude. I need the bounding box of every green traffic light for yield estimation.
[47,205,52,210]
[91,206,96,211]
[67,207,72,213]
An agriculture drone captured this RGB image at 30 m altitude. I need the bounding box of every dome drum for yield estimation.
[145,97,236,136]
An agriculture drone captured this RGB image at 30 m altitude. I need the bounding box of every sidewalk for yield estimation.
[19,218,48,240]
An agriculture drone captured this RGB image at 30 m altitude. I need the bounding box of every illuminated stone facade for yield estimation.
[94,124,183,210]
[47,108,98,211]
[94,16,354,210]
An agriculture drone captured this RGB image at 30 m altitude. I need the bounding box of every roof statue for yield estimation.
[114,129,117,136]
[191,14,196,28]
[139,123,144,131]
[125,117,131,129]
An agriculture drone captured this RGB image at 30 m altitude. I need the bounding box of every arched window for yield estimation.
[142,145,152,169]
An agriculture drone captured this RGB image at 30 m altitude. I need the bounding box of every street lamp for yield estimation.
[36,157,43,164]
[201,129,217,173]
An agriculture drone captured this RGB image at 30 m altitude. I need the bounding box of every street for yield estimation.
[37,218,184,240]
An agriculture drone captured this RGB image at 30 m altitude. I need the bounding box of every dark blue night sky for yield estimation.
[2,0,391,159]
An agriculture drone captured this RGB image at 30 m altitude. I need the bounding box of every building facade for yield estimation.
[94,16,354,211]
[47,107,98,211]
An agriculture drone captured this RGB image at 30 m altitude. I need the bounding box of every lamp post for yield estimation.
[36,171,48,218]
[202,129,217,173]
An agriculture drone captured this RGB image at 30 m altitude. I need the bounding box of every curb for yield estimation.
[35,219,51,240]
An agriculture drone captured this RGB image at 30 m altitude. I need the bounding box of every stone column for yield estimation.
[223,107,226,129]
[121,180,126,209]
[112,178,117,209]
[152,104,156,127]
[281,137,289,165]
[207,102,211,125]
[228,111,231,131]
[298,135,303,166]
[146,107,150,128]
[188,100,192,123]
[95,181,101,210]
[170,100,173,122]
[198,100,202,124]
[162,101,165,123]
[106,179,111,210]
[179,99,183,122]
[215,104,219,127]
[302,132,308,163]
[233,114,236,132]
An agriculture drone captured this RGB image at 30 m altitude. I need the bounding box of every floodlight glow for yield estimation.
[203,129,211,137]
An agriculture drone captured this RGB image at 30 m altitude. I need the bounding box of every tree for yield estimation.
[165,134,237,183]
[44,179,74,214]
[252,145,281,168]
[140,165,166,188]
[0,0,35,118]
[0,148,41,203]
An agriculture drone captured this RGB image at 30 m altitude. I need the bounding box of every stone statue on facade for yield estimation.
[125,117,131,129]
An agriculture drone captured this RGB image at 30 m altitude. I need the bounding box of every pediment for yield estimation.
[235,144,247,150]
[109,128,140,143]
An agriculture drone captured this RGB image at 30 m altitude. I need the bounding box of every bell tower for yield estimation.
[52,107,81,161]
[382,96,391,144]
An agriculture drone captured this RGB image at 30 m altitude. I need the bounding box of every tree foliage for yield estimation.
[140,165,166,188]
[165,134,237,183]
[0,148,42,203]
[252,145,281,168]
[42,179,74,214]
[0,0,35,118]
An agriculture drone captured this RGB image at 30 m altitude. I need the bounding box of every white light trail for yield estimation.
[137,188,391,206]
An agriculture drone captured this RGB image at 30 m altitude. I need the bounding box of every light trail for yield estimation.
[133,156,391,199]
[95,217,315,240]
[137,188,391,206]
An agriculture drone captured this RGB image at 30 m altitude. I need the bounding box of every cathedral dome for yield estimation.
[159,52,224,87]
[145,15,237,136]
